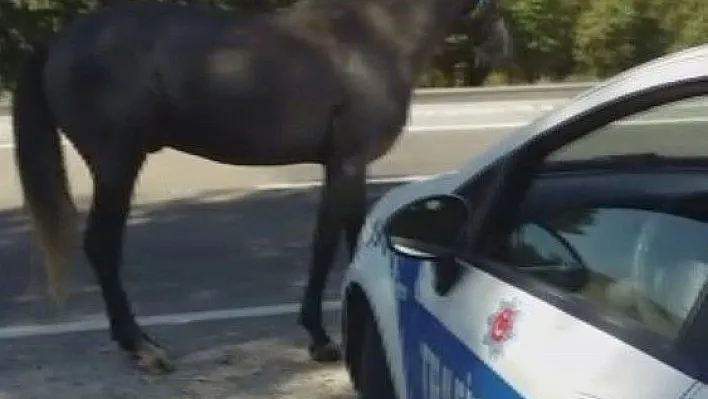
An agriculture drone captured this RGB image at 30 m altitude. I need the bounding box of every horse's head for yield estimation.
[461,0,513,69]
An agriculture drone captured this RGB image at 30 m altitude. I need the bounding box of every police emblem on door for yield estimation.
[483,298,520,359]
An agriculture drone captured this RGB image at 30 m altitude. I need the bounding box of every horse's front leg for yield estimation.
[298,155,367,362]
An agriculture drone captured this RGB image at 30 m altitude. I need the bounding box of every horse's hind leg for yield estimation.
[82,147,174,373]
[344,183,367,257]
[299,155,368,362]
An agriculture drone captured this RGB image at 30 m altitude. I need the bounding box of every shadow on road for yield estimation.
[0,180,411,397]
[0,180,405,324]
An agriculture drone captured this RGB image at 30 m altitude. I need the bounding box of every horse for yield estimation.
[11,0,511,373]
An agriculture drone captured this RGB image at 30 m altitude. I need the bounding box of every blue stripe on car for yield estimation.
[394,255,526,399]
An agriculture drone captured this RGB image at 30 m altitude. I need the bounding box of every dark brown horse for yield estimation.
[11,0,511,373]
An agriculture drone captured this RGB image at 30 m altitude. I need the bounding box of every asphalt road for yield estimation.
[0,120,519,398]
[1,104,707,397]
[0,97,566,146]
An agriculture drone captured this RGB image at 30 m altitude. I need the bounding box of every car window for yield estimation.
[545,95,708,165]
[509,223,584,268]
[498,93,708,340]
[508,206,708,339]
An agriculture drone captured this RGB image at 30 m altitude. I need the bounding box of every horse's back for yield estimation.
[42,2,238,129]
[42,1,343,161]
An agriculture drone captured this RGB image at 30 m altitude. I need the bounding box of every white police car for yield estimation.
[340,43,708,399]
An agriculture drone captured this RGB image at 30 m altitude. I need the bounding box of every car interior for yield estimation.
[494,162,708,339]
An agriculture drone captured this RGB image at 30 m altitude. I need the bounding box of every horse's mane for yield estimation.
[280,0,437,58]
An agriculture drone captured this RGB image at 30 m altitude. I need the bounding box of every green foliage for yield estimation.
[573,0,666,77]
[0,0,706,95]
[500,0,581,82]
[651,0,708,51]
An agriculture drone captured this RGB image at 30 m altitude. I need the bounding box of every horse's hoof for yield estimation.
[131,341,175,374]
[309,341,342,363]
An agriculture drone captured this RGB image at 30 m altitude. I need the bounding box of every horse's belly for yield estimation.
[165,123,328,166]
[171,144,323,166]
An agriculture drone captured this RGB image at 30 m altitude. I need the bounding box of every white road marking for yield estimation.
[3,115,707,150]
[2,115,705,340]
[0,300,342,340]
[0,121,523,150]
[254,173,445,191]
[412,102,561,116]
[0,173,449,340]
[406,122,524,134]
[407,115,708,136]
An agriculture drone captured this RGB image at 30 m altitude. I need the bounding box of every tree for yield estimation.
[573,0,667,78]
[0,0,705,92]
[499,0,583,83]
[0,1,63,92]
[651,0,708,52]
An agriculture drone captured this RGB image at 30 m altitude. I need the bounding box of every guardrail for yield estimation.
[412,81,598,104]
[0,81,599,114]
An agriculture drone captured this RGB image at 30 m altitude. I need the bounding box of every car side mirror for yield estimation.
[385,194,472,260]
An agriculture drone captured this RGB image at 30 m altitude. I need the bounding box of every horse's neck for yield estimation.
[282,0,464,76]
[370,0,466,74]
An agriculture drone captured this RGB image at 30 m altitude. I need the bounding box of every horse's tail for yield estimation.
[12,42,79,303]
